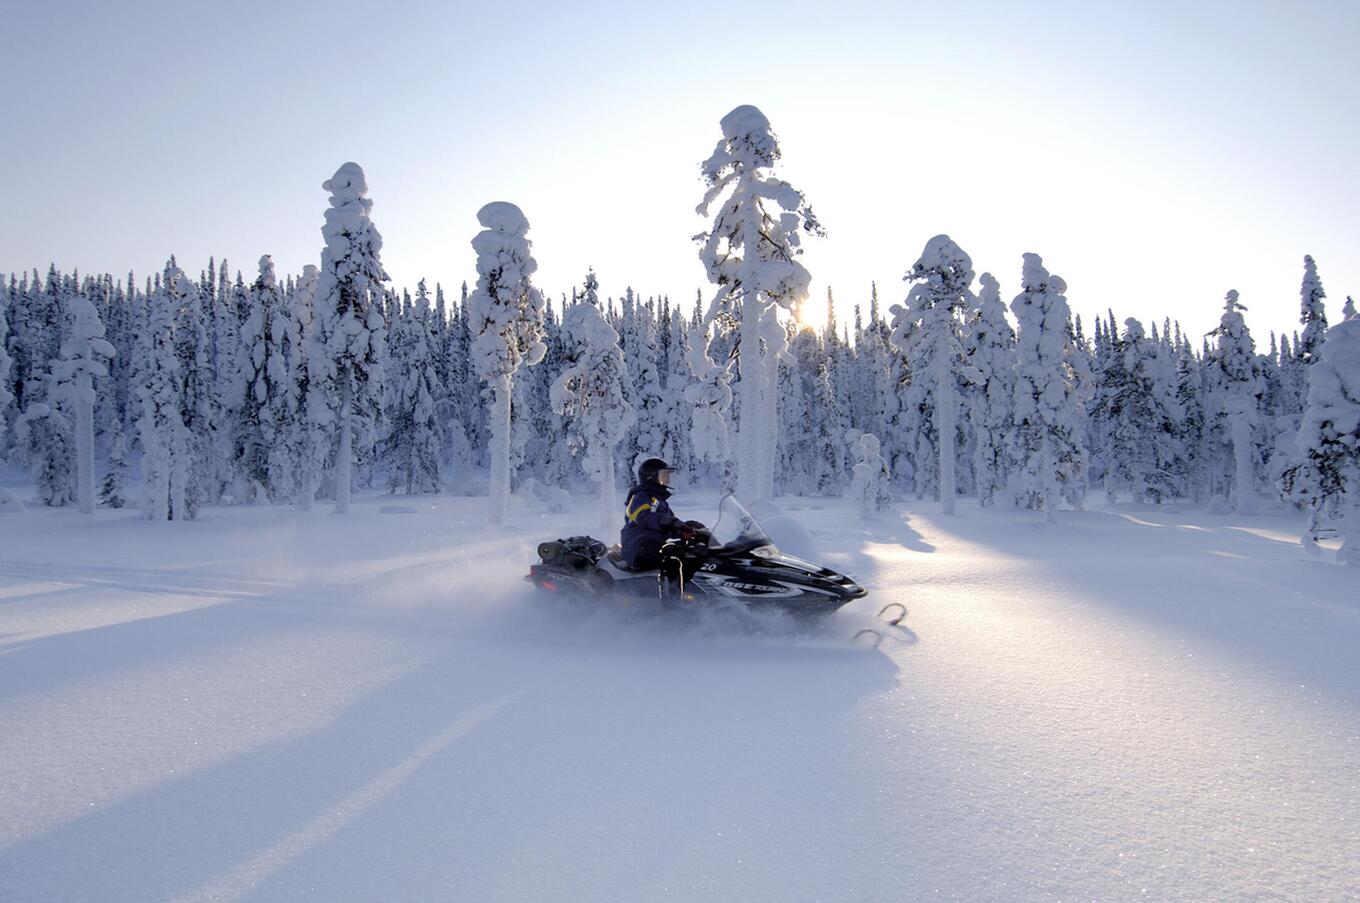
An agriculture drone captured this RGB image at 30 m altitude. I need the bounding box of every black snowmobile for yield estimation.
[527,495,867,618]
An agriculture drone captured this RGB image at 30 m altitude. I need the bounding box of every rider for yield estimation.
[621,457,706,572]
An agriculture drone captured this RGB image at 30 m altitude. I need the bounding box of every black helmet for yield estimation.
[638,457,672,485]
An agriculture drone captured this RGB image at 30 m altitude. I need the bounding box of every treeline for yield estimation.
[0,250,1351,522]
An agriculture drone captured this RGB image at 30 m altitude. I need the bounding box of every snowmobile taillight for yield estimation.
[541,580,559,591]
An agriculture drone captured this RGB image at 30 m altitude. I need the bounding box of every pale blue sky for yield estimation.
[4,0,1356,340]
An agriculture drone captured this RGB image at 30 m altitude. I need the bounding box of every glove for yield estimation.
[679,523,711,544]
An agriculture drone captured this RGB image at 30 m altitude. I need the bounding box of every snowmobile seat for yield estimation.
[606,547,645,572]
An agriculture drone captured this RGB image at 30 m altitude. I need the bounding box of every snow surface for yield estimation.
[0,491,1357,901]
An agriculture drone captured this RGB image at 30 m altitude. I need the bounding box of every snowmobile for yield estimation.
[527,495,868,618]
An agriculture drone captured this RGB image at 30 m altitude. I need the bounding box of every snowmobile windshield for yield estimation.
[709,495,777,555]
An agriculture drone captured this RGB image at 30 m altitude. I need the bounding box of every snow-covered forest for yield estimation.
[2,110,1358,561]
[4,233,1355,540]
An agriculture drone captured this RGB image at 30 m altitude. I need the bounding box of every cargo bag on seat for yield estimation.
[537,535,607,572]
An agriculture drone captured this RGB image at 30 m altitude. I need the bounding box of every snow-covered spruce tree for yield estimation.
[1208,290,1264,514]
[1297,255,1329,368]
[139,267,195,520]
[777,324,819,494]
[1174,340,1209,501]
[889,235,976,515]
[50,291,115,513]
[291,265,326,510]
[382,280,444,494]
[966,272,1016,507]
[1280,315,1360,561]
[848,431,892,518]
[14,395,75,507]
[235,255,292,501]
[621,293,666,473]
[468,202,547,525]
[311,163,389,514]
[694,104,823,502]
[1093,319,1182,503]
[99,416,128,508]
[11,270,73,504]
[1006,254,1087,520]
[659,305,694,475]
[10,267,63,416]
[552,279,634,528]
[685,324,735,488]
[172,260,216,517]
[0,282,12,451]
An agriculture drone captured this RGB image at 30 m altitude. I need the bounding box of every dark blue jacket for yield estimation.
[621,482,680,566]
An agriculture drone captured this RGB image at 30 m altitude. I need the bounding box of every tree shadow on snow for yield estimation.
[0,619,901,903]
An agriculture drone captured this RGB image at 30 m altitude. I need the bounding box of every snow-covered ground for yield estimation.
[1,489,1357,902]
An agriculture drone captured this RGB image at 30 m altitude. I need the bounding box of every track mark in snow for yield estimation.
[171,693,519,903]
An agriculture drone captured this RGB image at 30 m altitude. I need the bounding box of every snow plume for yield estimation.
[552,277,633,528]
[312,162,388,514]
[694,104,823,502]
[889,235,976,515]
[469,201,546,525]
[1006,253,1087,521]
[1283,315,1360,561]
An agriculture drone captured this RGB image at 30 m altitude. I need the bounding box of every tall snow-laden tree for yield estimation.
[694,104,823,501]
[99,416,128,508]
[139,266,194,520]
[236,255,291,501]
[50,292,115,513]
[0,282,12,450]
[172,260,215,517]
[1297,255,1328,367]
[1208,290,1263,514]
[1007,254,1087,520]
[1174,340,1209,501]
[311,163,388,514]
[1093,319,1182,503]
[552,280,634,528]
[685,325,735,488]
[292,264,326,510]
[383,280,445,494]
[658,305,694,476]
[1281,315,1360,562]
[12,269,73,504]
[468,202,546,525]
[966,272,1015,507]
[889,235,976,515]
